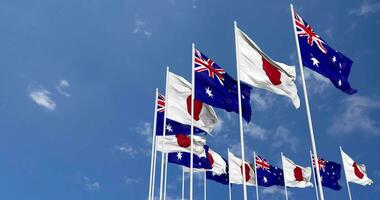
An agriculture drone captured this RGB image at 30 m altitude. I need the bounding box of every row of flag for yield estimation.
[148,5,369,200]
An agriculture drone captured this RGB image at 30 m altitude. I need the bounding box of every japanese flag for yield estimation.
[282,154,313,188]
[235,27,300,108]
[228,151,256,186]
[155,134,206,157]
[167,72,218,134]
[341,148,373,186]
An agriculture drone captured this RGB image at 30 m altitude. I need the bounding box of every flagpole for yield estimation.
[182,167,185,200]
[159,67,170,200]
[290,4,325,200]
[190,42,195,200]
[310,151,320,200]
[148,89,159,200]
[281,152,289,200]
[234,20,248,200]
[204,171,207,200]
[253,151,259,200]
[228,148,232,200]
[340,146,353,200]
[152,133,158,200]
[163,153,168,200]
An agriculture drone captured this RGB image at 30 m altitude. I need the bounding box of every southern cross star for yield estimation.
[205,87,213,98]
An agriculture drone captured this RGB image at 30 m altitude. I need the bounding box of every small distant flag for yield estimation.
[194,49,252,122]
[312,155,342,190]
[235,26,300,108]
[228,151,256,186]
[282,154,313,188]
[255,155,284,187]
[293,10,357,94]
[340,148,373,186]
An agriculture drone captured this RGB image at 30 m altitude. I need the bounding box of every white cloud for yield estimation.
[328,96,380,135]
[213,118,224,135]
[124,177,141,184]
[29,88,56,111]
[244,123,269,140]
[301,68,330,94]
[272,126,298,152]
[56,79,71,97]
[136,122,153,143]
[114,143,138,158]
[83,176,100,191]
[133,19,152,37]
[250,92,275,111]
[261,186,291,197]
[350,1,380,16]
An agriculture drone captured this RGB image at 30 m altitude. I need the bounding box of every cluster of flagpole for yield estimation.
[146,4,372,200]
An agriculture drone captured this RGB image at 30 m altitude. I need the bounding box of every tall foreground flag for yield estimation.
[313,155,342,190]
[293,10,357,94]
[282,154,313,188]
[194,49,252,122]
[340,148,373,186]
[255,155,284,187]
[228,151,256,186]
[167,72,218,134]
[156,93,204,136]
[235,26,300,108]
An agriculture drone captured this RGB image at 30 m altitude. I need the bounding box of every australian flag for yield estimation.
[294,11,357,95]
[156,92,205,136]
[206,159,229,185]
[255,155,284,187]
[313,156,342,190]
[167,145,212,169]
[194,49,252,122]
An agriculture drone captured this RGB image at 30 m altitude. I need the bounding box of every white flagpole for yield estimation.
[148,89,159,200]
[234,20,248,200]
[152,135,158,200]
[163,153,168,200]
[340,146,353,200]
[204,171,207,200]
[182,167,185,200]
[253,152,259,200]
[290,4,325,200]
[190,43,195,200]
[159,67,170,200]
[281,152,289,200]
[310,151,320,200]
[228,148,232,200]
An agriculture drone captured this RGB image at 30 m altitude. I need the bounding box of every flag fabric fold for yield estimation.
[313,155,342,190]
[341,149,373,186]
[293,10,357,94]
[228,151,256,186]
[282,154,313,188]
[235,27,300,108]
[167,72,218,134]
[167,146,211,170]
[155,134,206,157]
[194,49,252,122]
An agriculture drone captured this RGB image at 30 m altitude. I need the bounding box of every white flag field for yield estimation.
[155,135,206,157]
[228,151,256,186]
[282,154,313,188]
[235,27,300,108]
[166,72,218,133]
[341,149,373,186]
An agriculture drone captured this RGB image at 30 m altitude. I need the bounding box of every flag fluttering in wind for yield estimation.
[293,10,357,94]
[167,146,211,170]
[194,49,252,122]
[312,155,342,190]
[228,151,256,186]
[235,27,300,108]
[166,72,218,134]
[206,169,229,185]
[282,154,313,188]
[156,93,205,136]
[341,148,373,186]
[255,155,284,187]
[155,134,206,156]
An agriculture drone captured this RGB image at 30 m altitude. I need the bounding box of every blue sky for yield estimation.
[0,0,379,199]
